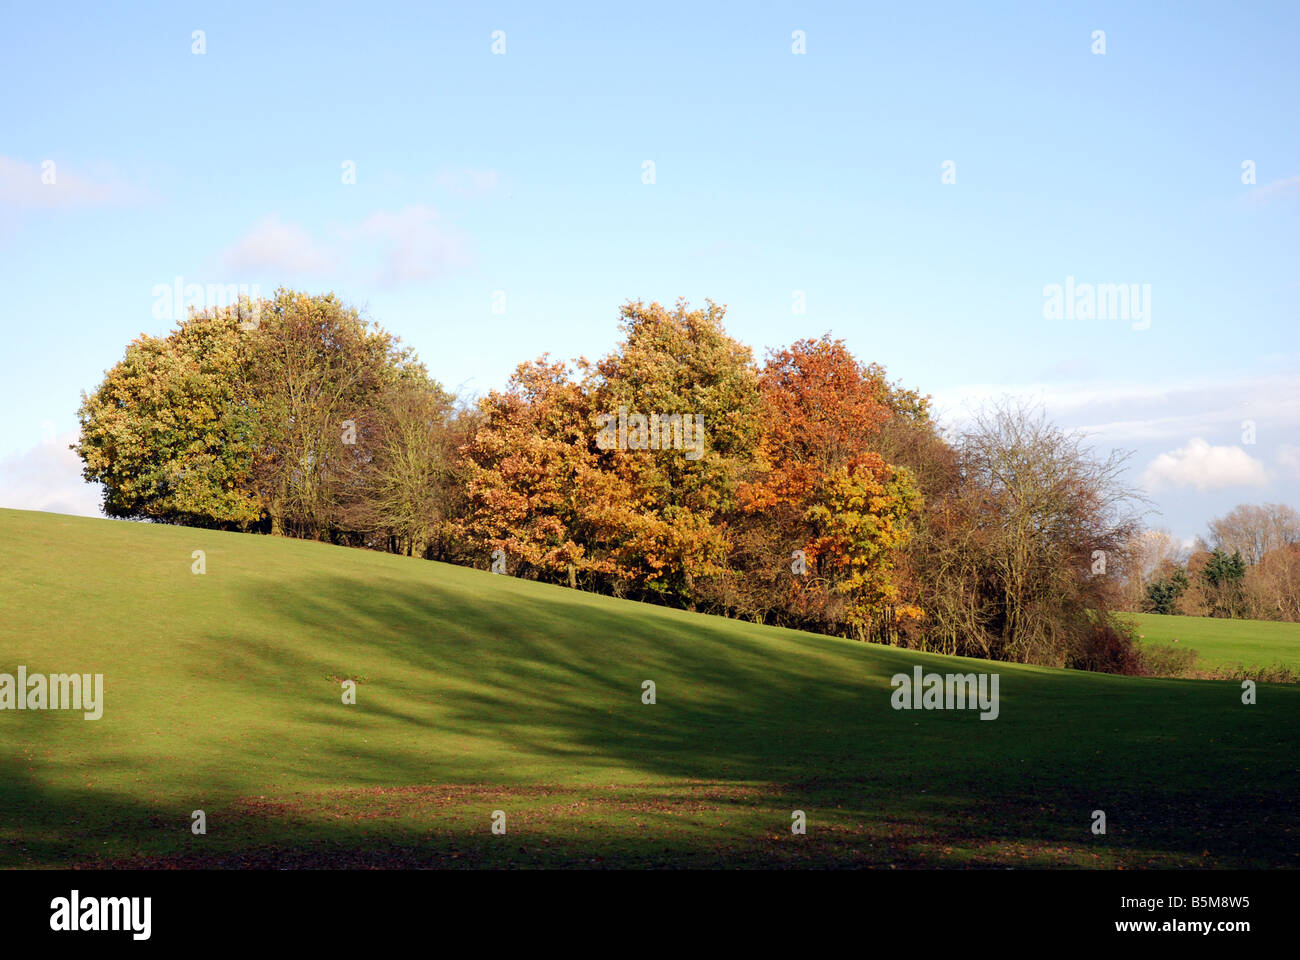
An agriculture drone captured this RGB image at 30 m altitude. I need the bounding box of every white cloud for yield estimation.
[0,155,149,208]
[1249,174,1300,206]
[222,214,339,274]
[0,432,102,517]
[220,206,467,285]
[1139,438,1269,492]
[929,372,1300,445]
[347,205,467,284]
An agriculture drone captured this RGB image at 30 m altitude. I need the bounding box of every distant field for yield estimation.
[1,508,1296,869]
[1122,612,1300,671]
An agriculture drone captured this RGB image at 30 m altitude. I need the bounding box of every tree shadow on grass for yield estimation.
[4,560,1296,868]
[165,565,1298,867]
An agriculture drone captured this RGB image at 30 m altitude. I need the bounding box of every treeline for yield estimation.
[1117,504,1300,622]
[80,290,1156,672]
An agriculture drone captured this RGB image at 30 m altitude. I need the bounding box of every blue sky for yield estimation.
[1,0,1297,542]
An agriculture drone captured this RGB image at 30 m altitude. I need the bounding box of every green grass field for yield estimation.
[0,507,1294,869]
[1122,611,1300,672]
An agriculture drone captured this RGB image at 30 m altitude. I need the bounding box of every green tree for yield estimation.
[76,290,428,541]
[340,378,461,557]
[1200,547,1247,618]
[75,306,261,528]
[240,290,423,540]
[1145,568,1189,615]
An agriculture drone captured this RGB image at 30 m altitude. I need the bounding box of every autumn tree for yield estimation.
[1208,503,1300,566]
[1203,504,1300,621]
[1245,542,1300,621]
[461,300,765,604]
[728,335,923,638]
[805,457,922,639]
[459,357,642,587]
[591,299,764,605]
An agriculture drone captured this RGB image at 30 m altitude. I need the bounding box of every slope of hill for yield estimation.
[0,507,1294,868]
[1123,611,1300,672]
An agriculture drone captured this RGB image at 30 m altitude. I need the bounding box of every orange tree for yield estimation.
[461,300,765,605]
[733,335,923,639]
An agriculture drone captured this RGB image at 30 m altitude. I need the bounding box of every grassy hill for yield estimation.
[1122,611,1300,672]
[0,507,1294,869]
